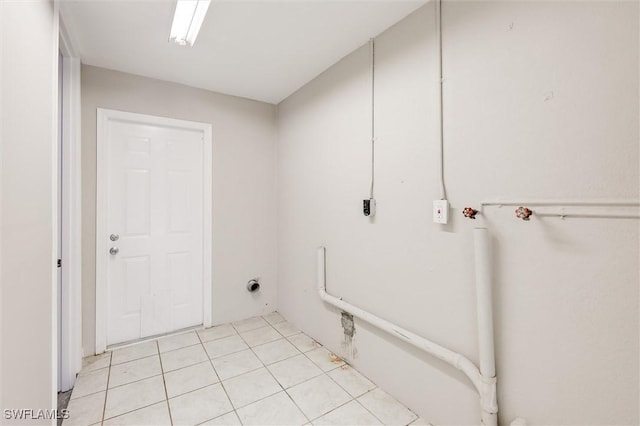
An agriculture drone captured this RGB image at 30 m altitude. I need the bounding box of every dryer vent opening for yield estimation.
[247,279,260,293]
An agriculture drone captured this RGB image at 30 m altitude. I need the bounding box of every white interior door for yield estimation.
[105,118,205,346]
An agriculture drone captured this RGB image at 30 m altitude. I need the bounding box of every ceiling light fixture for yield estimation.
[169,0,211,46]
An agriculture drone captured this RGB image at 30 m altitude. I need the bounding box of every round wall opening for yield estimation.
[247,279,260,293]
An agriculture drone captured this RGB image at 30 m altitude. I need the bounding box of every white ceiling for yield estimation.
[60,0,427,104]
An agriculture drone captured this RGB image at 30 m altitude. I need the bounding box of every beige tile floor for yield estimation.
[65,312,431,426]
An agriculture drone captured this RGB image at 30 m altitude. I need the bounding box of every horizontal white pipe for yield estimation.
[316,248,482,391]
[535,212,640,220]
[481,199,640,207]
[317,246,498,424]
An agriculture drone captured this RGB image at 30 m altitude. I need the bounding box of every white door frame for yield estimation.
[58,18,83,392]
[95,108,213,354]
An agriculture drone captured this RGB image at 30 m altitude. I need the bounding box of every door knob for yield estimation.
[110,234,120,241]
[109,247,119,255]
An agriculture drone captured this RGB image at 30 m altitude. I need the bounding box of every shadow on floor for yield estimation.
[57,390,72,426]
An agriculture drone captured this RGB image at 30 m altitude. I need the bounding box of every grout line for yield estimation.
[224,328,303,376]
[230,317,270,334]
[262,312,286,326]
[281,388,311,424]
[66,389,107,405]
[306,397,356,424]
[163,356,212,374]
[194,410,237,426]
[197,327,239,345]
[110,347,159,367]
[102,400,167,423]
[198,335,240,345]
[165,381,220,400]
[99,351,112,425]
[106,372,164,391]
[77,354,112,374]
[255,332,332,423]
[74,365,110,381]
[356,387,418,426]
[302,346,344,374]
[279,358,349,423]
[276,359,324,390]
[164,359,219,379]
[110,352,158,367]
[207,345,252,361]
[322,362,376,400]
[286,332,321,353]
[217,364,264,383]
[236,324,281,345]
[270,322,288,339]
[279,339,368,422]
[163,348,225,394]
[230,388,286,411]
[354,389,387,425]
[96,351,166,423]
[259,349,302,367]
[271,322,300,339]
[323,365,361,397]
[196,326,239,423]
[107,326,203,352]
[158,342,202,355]
[161,381,222,400]
[251,334,292,350]
[232,324,306,420]
[292,361,382,424]
[156,340,174,426]
[354,397,386,425]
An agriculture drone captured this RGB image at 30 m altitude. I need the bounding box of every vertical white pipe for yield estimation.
[474,228,495,378]
[474,228,498,426]
[435,0,447,200]
[369,38,375,199]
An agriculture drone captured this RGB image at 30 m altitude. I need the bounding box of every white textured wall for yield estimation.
[277,2,639,424]
[81,66,278,356]
[0,0,59,419]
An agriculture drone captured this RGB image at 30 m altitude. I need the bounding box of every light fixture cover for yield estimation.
[169,0,211,46]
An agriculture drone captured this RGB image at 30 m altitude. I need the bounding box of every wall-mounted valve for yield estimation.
[462,207,479,219]
[515,206,533,221]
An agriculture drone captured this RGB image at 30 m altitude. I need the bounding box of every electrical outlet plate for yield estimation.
[363,198,376,217]
[433,199,449,224]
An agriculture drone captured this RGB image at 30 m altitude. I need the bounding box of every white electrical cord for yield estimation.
[370,38,375,200]
[436,0,447,200]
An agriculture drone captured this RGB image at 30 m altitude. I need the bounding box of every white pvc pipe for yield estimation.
[317,247,481,391]
[474,228,498,426]
[435,0,447,200]
[480,200,640,221]
[534,212,640,220]
[317,238,498,425]
[481,199,640,207]
[474,228,495,378]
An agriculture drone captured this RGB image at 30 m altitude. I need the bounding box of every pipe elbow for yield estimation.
[318,289,329,301]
